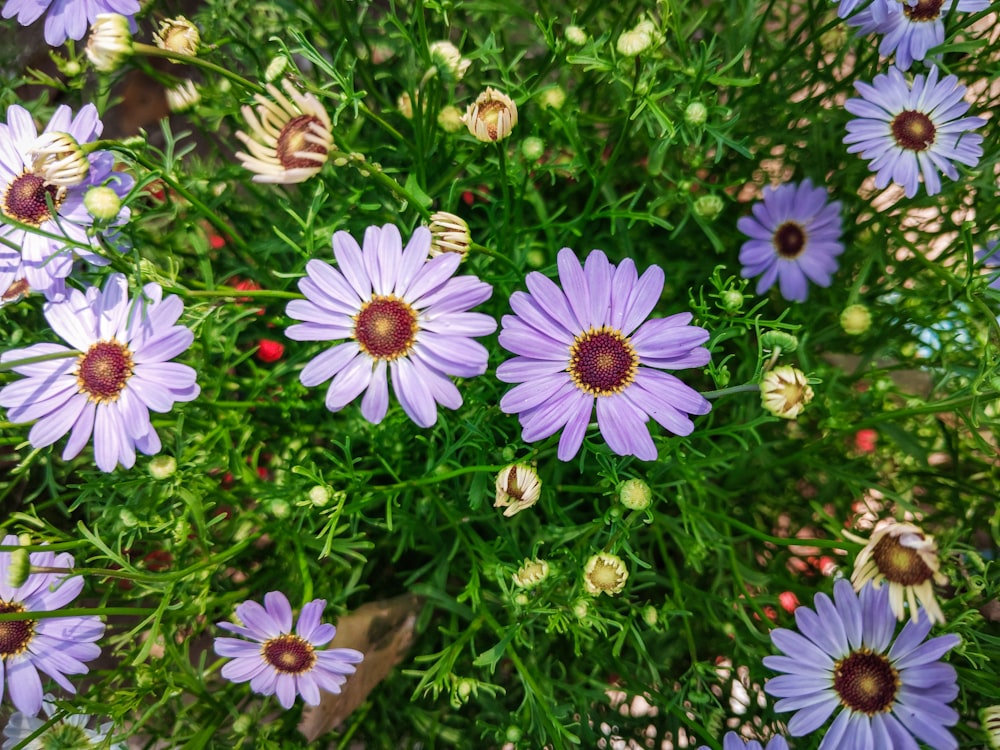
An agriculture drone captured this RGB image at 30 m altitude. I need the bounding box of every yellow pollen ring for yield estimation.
[567,325,639,397]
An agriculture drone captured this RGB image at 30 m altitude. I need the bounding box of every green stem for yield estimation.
[0,350,78,374]
[132,43,265,94]
[371,465,505,492]
[178,288,302,300]
[470,242,521,273]
[0,607,155,622]
[701,383,760,399]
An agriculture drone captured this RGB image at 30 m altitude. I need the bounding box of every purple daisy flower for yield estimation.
[285,223,496,427]
[844,66,985,198]
[764,579,960,750]
[738,179,844,303]
[0,103,133,300]
[697,732,789,750]
[214,591,365,709]
[0,273,200,472]
[0,535,105,717]
[496,248,711,462]
[849,0,989,71]
[1,0,139,46]
[976,239,1000,291]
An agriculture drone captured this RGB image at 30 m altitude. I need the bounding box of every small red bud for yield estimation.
[256,339,284,363]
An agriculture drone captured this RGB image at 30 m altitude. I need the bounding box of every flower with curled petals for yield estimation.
[697,731,789,750]
[285,223,496,427]
[213,591,364,709]
[0,535,105,717]
[497,247,711,461]
[764,579,960,750]
[0,273,200,472]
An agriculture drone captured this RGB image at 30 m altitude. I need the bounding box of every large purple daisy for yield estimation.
[285,223,496,427]
[0,273,200,472]
[0,535,105,717]
[764,579,960,750]
[1,0,139,46]
[496,248,711,462]
[738,179,844,302]
[844,66,985,198]
[0,103,133,300]
[214,591,365,709]
[697,732,789,750]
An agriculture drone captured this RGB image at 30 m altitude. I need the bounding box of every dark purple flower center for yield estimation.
[872,533,934,586]
[833,650,899,715]
[277,115,328,169]
[2,172,63,226]
[0,600,35,657]
[354,295,418,360]
[77,340,134,403]
[904,0,944,21]
[891,111,936,152]
[568,327,639,396]
[773,222,807,259]
[261,633,317,674]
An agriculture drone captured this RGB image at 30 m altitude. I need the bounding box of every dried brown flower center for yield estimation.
[261,633,316,674]
[354,295,419,360]
[872,533,934,585]
[569,327,639,397]
[1,278,30,304]
[891,111,936,152]
[77,340,135,403]
[904,0,944,21]
[3,173,63,226]
[503,467,526,500]
[773,222,807,259]
[833,650,899,715]
[276,115,328,169]
[476,101,508,140]
[0,600,35,657]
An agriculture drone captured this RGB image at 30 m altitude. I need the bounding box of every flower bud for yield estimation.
[684,101,708,127]
[264,56,289,83]
[617,19,657,57]
[308,485,331,507]
[7,548,31,589]
[759,330,799,353]
[86,13,133,73]
[505,726,523,743]
[397,92,414,120]
[165,80,201,113]
[29,133,88,186]
[840,304,872,335]
[120,508,140,528]
[429,40,470,81]
[256,339,285,363]
[642,604,658,626]
[582,552,629,596]
[83,186,122,221]
[693,194,724,221]
[149,455,177,480]
[521,136,545,161]
[154,16,200,58]
[565,25,588,46]
[428,211,472,259]
[513,558,550,589]
[495,463,542,516]
[618,478,652,510]
[437,105,465,133]
[538,86,566,110]
[464,88,518,142]
[982,706,1000,749]
[760,366,814,419]
[719,289,744,313]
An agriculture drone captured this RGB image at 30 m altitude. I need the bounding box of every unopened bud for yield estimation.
[684,101,708,127]
[513,558,550,589]
[840,304,872,335]
[308,485,331,507]
[84,186,122,221]
[538,86,566,110]
[7,548,31,589]
[154,16,200,58]
[618,478,652,510]
[86,13,133,73]
[464,88,518,142]
[428,211,472,259]
[149,455,177,480]
[521,136,545,161]
[437,105,465,133]
[760,330,799,353]
[760,366,814,420]
[719,289,744,313]
[29,133,88,186]
[429,40,470,81]
[565,25,588,46]
[694,194,724,221]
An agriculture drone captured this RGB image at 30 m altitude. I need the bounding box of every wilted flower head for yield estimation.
[85,13,133,73]
[760,366,813,419]
[428,211,471,258]
[464,87,518,142]
[582,552,628,596]
[429,40,471,81]
[513,558,550,589]
[495,464,542,516]
[165,80,201,113]
[851,520,948,624]
[154,16,200,58]
[235,79,334,184]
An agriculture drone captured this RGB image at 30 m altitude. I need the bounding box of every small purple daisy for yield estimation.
[1,0,139,46]
[697,732,789,750]
[849,0,990,71]
[844,66,985,198]
[764,579,960,750]
[0,535,105,717]
[738,179,844,303]
[0,273,200,472]
[214,591,365,709]
[285,223,496,427]
[976,239,1000,291]
[0,103,133,300]
[496,248,711,462]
